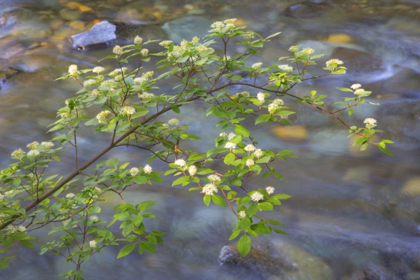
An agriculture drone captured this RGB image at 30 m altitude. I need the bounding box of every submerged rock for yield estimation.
[0,64,20,90]
[219,241,334,279]
[162,15,213,43]
[70,20,166,50]
[219,245,298,278]
[283,1,335,19]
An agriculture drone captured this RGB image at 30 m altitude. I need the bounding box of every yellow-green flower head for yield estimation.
[68,64,78,76]
[113,45,123,55]
[27,141,40,150]
[134,36,143,45]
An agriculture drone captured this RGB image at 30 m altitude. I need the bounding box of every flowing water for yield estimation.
[0,0,420,279]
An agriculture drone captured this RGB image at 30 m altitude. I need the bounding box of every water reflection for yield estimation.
[1,0,420,279]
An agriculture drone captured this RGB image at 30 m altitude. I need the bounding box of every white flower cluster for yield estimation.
[89,240,97,248]
[350,84,366,95]
[188,165,197,176]
[326,59,343,68]
[254,148,263,158]
[364,118,377,129]
[134,77,147,85]
[238,210,246,219]
[138,92,155,99]
[96,110,111,124]
[28,150,40,157]
[141,49,149,56]
[208,174,221,184]
[6,225,26,234]
[159,40,173,47]
[113,45,123,56]
[168,118,179,126]
[268,103,279,114]
[202,183,218,196]
[166,38,214,61]
[174,159,186,167]
[302,47,314,55]
[246,159,254,167]
[11,148,25,158]
[252,62,262,70]
[130,167,139,177]
[266,186,275,194]
[90,215,99,222]
[267,98,284,114]
[142,71,154,80]
[120,106,135,116]
[251,191,264,202]
[83,79,96,87]
[144,164,153,174]
[257,92,265,102]
[210,18,237,33]
[289,45,298,52]
[244,144,256,152]
[66,193,75,199]
[109,67,127,78]
[41,141,54,151]
[92,66,105,74]
[278,64,293,72]
[134,36,143,45]
[224,142,236,150]
[27,141,39,150]
[68,64,78,76]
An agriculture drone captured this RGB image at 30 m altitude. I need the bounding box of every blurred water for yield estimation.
[1,0,420,279]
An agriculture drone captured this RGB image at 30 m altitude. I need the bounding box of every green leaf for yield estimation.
[259,202,273,211]
[138,201,156,212]
[239,218,251,230]
[230,75,242,81]
[272,228,289,235]
[203,195,211,206]
[237,235,252,257]
[235,125,250,137]
[255,114,271,125]
[172,176,189,186]
[212,195,226,207]
[224,153,235,165]
[251,223,271,234]
[134,176,148,184]
[247,203,258,216]
[266,220,285,226]
[140,241,156,253]
[133,215,143,226]
[20,240,34,249]
[272,194,291,200]
[229,230,241,240]
[337,87,354,92]
[117,243,136,259]
[106,158,119,168]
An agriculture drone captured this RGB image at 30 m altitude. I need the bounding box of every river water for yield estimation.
[1,0,420,279]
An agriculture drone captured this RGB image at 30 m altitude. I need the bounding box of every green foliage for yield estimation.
[0,18,394,279]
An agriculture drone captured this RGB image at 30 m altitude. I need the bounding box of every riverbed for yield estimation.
[1,0,420,279]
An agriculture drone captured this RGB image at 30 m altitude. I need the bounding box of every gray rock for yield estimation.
[71,21,116,50]
[70,20,167,50]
